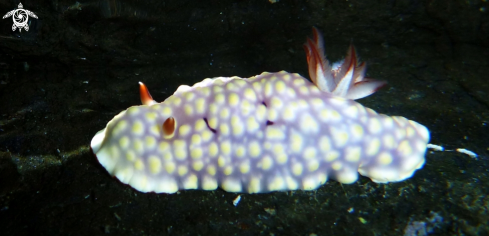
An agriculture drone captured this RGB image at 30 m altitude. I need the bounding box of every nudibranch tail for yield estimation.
[139,82,157,106]
[304,27,387,100]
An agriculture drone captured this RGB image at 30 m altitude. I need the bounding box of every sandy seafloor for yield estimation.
[0,0,488,235]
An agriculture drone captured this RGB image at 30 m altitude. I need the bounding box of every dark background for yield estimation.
[0,0,488,235]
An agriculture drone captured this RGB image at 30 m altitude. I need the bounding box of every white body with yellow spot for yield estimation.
[91,71,430,194]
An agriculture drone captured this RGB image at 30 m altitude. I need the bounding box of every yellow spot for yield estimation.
[325,151,340,162]
[220,141,231,155]
[178,124,191,137]
[208,142,219,157]
[201,129,213,142]
[164,162,175,174]
[226,82,237,91]
[383,134,395,149]
[282,107,295,121]
[209,103,218,114]
[148,156,162,174]
[246,116,260,132]
[239,162,250,173]
[202,176,218,190]
[299,86,308,95]
[378,152,393,165]
[366,138,380,156]
[270,97,283,109]
[319,136,331,153]
[275,80,286,93]
[240,100,252,116]
[219,123,230,136]
[311,98,324,107]
[286,88,296,98]
[132,121,144,135]
[307,160,320,172]
[276,153,288,164]
[191,148,203,159]
[235,145,246,158]
[133,139,144,154]
[332,161,342,170]
[185,92,195,102]
[192,160,204,171]
[267,109,278,121]
[172,97,182,106]
[285,176,298,190]
[119,136,130,149]
[243,88,256,101]
[149,125,160,136]
[293,78,305,86]
[134,159,145,171]
[310,86,320,94]
[213,84,224,93]
[368,118,382,134]
[304,147,316,159]
[220,108,230,119]
[266,127,285,140]
[395,128,406,140]
[248,141,261,158]
[184,104,193,116]
[398,140,412,156]
[173,139,187,160]
[222,178,242,192]
[224,166,233,175]
[158,142,170,153]
[300,114,318,133]
[290,133,303,153]
[215,93,225,104]
[248,177,261,193]
[112,120,128,136]
[231,116,244,136]
[177,165,188,176]
[268,176,285,191]
[302,176,319,190]
[337,171,358,184]
[345,146,361,162]
[162,107,172,117]
[200,87,211,96]
[183,174,198,189]
[207,165,216,176]
[330,97,347,106]
[127,107,140,115]
[126,150,136,162]
[191,134,201,146]
[218,155,226,167]
[195,119,206,132]
[228,93,240,106]
[330,110,341,122]
[252,82,262,93]
[264,82,273,96]
[145,112,157,121]
[260,156,273,170]
[406,127,415,137]
[195,98,206,114]
[256,104,267,121]
[145,136,156,150]
[351,124,364,139]
[330,127,349,147]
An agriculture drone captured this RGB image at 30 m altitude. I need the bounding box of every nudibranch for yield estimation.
[91,28,430,194]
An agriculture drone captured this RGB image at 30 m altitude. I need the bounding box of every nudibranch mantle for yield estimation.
[91,28,430,194]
